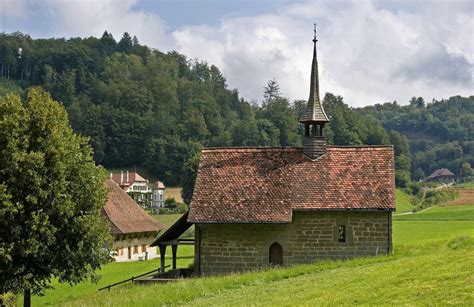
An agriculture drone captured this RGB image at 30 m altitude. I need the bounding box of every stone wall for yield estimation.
[196,211,391,275]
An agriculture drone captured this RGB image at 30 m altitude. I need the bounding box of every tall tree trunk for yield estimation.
[23,289,31,307]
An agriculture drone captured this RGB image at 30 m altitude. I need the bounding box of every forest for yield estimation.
[0,31,472,194]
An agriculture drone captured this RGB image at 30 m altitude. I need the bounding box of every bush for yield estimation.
[0,293,17,307]
[177,203,188,213]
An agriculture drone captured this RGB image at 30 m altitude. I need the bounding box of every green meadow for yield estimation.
[22,190,474,306]
[395,189,415,213]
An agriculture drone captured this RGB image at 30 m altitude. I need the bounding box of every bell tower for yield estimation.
[300,24,330,159]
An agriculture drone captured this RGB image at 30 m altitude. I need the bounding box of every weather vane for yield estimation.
[313,23,317,42]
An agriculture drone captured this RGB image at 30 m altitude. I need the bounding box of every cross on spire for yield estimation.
[313,23,317,42]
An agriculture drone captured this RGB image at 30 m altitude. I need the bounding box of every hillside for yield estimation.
[21,192,474,306]
[1,32,455,191]
[359,96,474,178]
[395,189,415,213]
[63,215,474,306]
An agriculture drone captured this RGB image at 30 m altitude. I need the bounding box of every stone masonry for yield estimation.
[196,211,392,275]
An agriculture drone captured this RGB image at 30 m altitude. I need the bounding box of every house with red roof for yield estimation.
[103,180,166,261]
[111,171,166,212]
[151,27,395,276]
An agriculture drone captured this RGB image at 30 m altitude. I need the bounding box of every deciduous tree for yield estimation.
[0,88,110,306]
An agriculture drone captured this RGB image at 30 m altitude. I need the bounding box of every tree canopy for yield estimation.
[0,31,472,194]
[0,88,110,303]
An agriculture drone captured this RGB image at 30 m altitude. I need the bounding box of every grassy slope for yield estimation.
[65,223,474,306]
[152,213,183,227]
[457,180,474,188]
[64,206,474,306]
[28,192,473,306]
[395,189,415,213]
[394,204,474,220]
[23,215,191,306]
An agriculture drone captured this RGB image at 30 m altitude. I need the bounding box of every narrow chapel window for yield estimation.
[338,225,346,243]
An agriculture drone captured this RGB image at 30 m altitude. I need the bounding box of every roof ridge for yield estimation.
[203,147,302,152]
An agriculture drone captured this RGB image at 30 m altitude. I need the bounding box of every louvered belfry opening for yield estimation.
[300,24,330,159]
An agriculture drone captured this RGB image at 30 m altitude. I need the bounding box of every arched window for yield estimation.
[269,242,283,266]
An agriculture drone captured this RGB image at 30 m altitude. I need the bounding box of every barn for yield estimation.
[103,180,166,261]
[152,29,395,276]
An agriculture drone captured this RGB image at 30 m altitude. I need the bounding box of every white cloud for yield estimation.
[44,0,169,49]
[170,0,473,106]
[0,0,26,18]
[3,0,472,106]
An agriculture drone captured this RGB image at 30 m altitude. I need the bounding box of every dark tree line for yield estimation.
[1,31,471,194]
[359,96,474,180]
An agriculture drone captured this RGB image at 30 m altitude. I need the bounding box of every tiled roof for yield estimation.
[111,171,148,186]
[154,181,165,189]
[102,180,166,234]
[188,146,395,223]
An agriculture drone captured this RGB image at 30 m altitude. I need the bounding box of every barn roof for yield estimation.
[102,180,166,234]
[188,146,395,224]
[425,168,455,181]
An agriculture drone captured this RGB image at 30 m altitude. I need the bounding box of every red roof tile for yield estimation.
[188,146,395,223]
[154,181,165,189]
[111,171,148,186]
[102,180,166,234]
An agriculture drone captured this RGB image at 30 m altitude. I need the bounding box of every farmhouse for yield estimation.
[111,171,166,211]
[152,29,395,276]
[102,179,166,262]
[424,168,456,182]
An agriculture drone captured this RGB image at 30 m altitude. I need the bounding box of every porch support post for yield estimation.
[159,245,166,272]
[172,244,178,270]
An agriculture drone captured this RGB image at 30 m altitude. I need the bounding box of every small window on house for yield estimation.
[134,245,139,254]
[142,244,147,253]
[338,225,346,243]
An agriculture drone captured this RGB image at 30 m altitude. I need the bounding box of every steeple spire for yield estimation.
[300,24,330,159]
[300,23,329,123]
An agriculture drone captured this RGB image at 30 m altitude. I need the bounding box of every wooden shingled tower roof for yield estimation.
[300,24,329,124]
[102,180,166,234]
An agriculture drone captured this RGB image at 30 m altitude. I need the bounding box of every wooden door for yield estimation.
[128,246,131,259]
[269,242,283,266]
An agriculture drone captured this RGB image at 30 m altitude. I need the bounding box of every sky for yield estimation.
[0,0,472,106]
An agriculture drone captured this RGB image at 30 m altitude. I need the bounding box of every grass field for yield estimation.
[165,187,183,203]
[394,204,474,221]
[152,213,183,227]
[20,246,194,306]
[62,223,474,306]
[395,189,415,213]
[457,180,474,188]
[23,190,474,306]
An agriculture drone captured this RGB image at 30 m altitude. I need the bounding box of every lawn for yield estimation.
[23,194,474,306]
[395,189,414,213]
[457,180,474,188]
[21,245,194,306]
[152,213,183,227]
[64,227,474,306]
[394,204,474,221]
